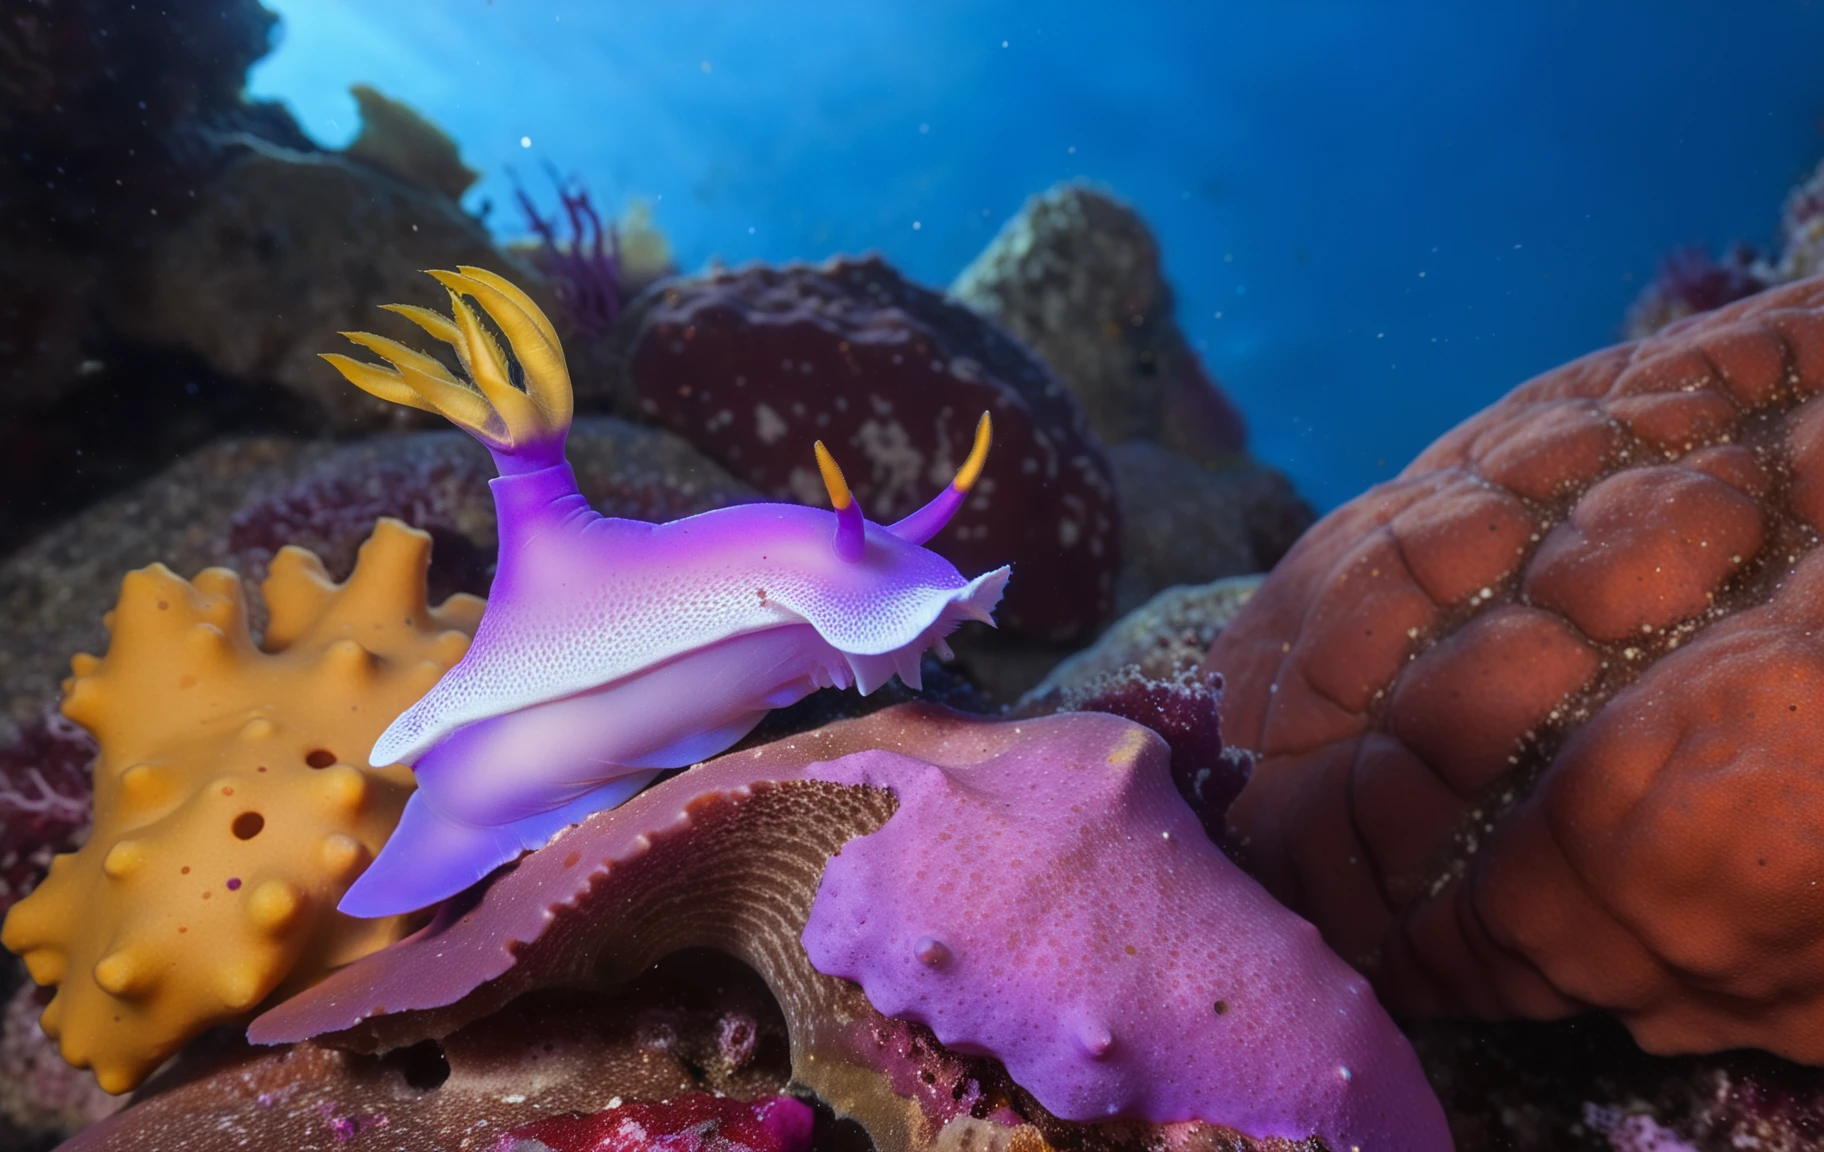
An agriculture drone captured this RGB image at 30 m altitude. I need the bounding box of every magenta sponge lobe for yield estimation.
[799,714,1450,1151]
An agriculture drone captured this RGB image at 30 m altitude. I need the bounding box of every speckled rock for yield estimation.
[60,952,800,1152]
[104,141,545,433]
[1110,442,1313,614]
[952,183,1247,463]
[1204,274,1824,1061]
[0,971,121,1150]
[611,256,1121,641]
[0,419,756,748]
[1022,576,1262,706]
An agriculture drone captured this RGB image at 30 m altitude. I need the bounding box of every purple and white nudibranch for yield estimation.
[320,267,1008,917]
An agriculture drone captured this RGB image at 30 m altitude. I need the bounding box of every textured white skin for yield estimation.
[373,490,1009,768]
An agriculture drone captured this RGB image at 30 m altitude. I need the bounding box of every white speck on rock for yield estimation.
[755,403,788,445]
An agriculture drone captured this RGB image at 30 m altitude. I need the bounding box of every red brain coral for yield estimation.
[615,257,1121,641]
[1202,276,1824,1060]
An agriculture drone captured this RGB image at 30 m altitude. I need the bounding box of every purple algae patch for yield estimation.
[317,1100,387,1143]
[0,708,96,914]
[798,714,1449,1151]
[496,1093,813,1152]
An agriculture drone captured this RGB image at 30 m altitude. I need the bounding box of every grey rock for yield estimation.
[0,436,307,744]
[951,183,1247,462]
[0,0,282,411]
[1018,575,1262,710]
[104,141,549,433]
[0,972,122,1146]
[1109,441,1312,615]
[942,631,1084,710]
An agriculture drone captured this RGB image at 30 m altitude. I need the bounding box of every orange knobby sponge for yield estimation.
[2,518,482,1093]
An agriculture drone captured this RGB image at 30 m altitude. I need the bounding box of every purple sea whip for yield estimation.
[319,267,1007,917]
[515,176,623,338]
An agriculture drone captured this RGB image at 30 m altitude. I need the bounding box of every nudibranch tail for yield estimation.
[887,411,992,545]
[320,266,572,464]
[813,440,867,563]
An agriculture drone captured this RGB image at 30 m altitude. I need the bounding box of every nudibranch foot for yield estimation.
[323,269,1011,919]
[338,772,658,920]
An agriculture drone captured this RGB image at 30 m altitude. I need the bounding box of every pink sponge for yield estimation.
[800,716,1449,1151]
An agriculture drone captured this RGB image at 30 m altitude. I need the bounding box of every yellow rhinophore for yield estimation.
[0,519,483,1094]
[953,411,993,493]
[813,440,855,511]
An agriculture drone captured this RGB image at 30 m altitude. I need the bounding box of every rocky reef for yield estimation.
[950,187,1312,620]
[33,3,1824,1151]
[0,0,538,552]
[105,141,524,434]
[0,69,1360,1133]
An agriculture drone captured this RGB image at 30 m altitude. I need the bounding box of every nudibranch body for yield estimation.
[322,268,1007,917]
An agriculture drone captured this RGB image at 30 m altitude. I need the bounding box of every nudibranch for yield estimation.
[320,267,1008,918]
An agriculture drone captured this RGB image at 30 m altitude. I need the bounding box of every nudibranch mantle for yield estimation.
[372,474,1006,768]
[321,267,1006,918]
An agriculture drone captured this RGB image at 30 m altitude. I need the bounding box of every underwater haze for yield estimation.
[27,3,1824,1149]
[251,0,1824,508]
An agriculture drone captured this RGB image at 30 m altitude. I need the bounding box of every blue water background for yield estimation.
[251,2,1824,510]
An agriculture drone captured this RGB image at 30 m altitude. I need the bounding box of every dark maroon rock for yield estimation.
[614,257,1121,641]
[1623,244,1773,340]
